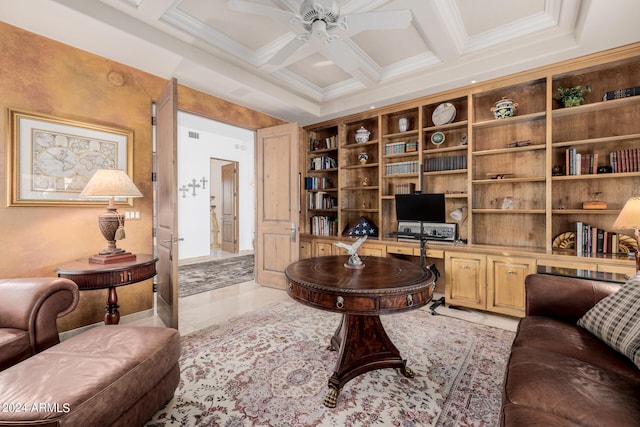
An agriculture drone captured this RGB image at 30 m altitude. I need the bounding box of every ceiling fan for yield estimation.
[227,0,413,72]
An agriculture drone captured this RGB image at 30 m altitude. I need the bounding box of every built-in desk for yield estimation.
[536,265,630,284]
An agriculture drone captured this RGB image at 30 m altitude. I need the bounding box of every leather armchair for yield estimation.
[0,277,79,372]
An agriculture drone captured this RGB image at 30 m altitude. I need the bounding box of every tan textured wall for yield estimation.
[0,22,285,331]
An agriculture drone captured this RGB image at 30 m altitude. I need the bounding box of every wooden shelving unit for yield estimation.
[301,43,640,316]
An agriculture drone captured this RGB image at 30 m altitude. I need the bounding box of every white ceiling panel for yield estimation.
[1,0,639,125]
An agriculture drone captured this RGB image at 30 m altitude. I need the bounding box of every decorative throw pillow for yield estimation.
[577,274,640,368]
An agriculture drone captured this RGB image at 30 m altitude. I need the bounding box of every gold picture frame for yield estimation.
[7,109,134,206]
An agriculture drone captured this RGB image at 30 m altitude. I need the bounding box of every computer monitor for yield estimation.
[395,193,446,223]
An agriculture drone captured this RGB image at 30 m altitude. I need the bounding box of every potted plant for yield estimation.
[555,84,591,108]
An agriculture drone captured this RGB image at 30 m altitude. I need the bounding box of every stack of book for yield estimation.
[392,182,416,194]
[610,149,640,173]
[424,154,467,172]
[309,135,337,151]
[575,221,622,255]
[385,160,419,175]
[309,156,337,170]
[310,216,337,236]
[308,192,337,210]
[564,148,639,175]
[384,141,418,155]
[304,176,332,190]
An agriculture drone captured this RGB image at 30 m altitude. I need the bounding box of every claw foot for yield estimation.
[400,365,415,378]
[323,387,339,408]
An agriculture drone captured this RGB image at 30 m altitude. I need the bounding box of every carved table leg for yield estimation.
[104,287,120,325]
[323,313,412,407]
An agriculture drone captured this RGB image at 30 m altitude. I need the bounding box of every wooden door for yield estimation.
[256,122,300,289]
[221,162,238,253]
[155,78,179,329]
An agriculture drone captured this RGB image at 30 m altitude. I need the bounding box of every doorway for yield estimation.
[209,158,239,258]
[176,111,255,265]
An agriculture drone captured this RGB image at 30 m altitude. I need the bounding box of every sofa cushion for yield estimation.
[503,347,640,426]
[0,328,31,372]
[577,275,640,368]
[0,325,180,427]
[513,316,640,380]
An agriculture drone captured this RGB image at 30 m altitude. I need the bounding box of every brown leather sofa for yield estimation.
[0,277,79,371]
[500,273,640,426]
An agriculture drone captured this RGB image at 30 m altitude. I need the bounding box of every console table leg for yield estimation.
[105,287,120,325]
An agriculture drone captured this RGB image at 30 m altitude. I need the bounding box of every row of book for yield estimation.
[564,148,640,175]
[309,135,337,151]
[304,176,333,190]
[310,215,337,236]
[385,160,420,176]
[575,221,627,255]
[391,182,416,195]
[384,141,418,155]
[309,156,337,171]
[308,192,337,210]
[424,154,468,172]
[610,149,640,173]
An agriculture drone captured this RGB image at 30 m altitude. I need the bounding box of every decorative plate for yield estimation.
[431,132,445,145]
[552,232,575,249]
[432,103,456,126]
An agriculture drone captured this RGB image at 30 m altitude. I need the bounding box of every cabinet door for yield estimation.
[314,241,334,257]
[445,252,486,309]
[299,238,312,259]
[487,255,536,317]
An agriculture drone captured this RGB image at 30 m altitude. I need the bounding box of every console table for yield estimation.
[285,255,434,407]
[55,254,158,325]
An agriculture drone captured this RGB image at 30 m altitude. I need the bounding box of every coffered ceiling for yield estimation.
[2,0,640,125]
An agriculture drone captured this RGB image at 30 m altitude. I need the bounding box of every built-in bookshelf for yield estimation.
[301,43,640,259]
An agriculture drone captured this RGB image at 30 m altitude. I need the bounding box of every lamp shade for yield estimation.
[613,197,640,229]
[79,169,142,198]
[449,206,467,221]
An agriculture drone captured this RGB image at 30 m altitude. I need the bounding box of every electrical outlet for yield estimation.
[124,210,141,220]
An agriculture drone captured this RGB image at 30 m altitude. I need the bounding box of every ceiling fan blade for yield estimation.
[226,0,294,25]
[342,10,412,32]
[268,36,307,65]
[320,38,359,73]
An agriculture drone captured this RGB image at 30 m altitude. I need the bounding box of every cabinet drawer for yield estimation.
[386,245,414,256]
[287,283,377,313]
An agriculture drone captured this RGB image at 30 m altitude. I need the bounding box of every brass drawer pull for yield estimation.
[336,296,344,309]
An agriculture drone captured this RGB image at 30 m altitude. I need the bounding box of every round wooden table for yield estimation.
[285,255,434,407]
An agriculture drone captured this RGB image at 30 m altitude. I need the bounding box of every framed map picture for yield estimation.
[8,109,134,206]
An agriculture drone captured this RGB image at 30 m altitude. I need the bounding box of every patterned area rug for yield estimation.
[147,300,515,426]
[179,255,254,298]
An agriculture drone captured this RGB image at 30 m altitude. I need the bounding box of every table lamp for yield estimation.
[612,196,640,272]
[79,168,143,264]
[449,206,467,223]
